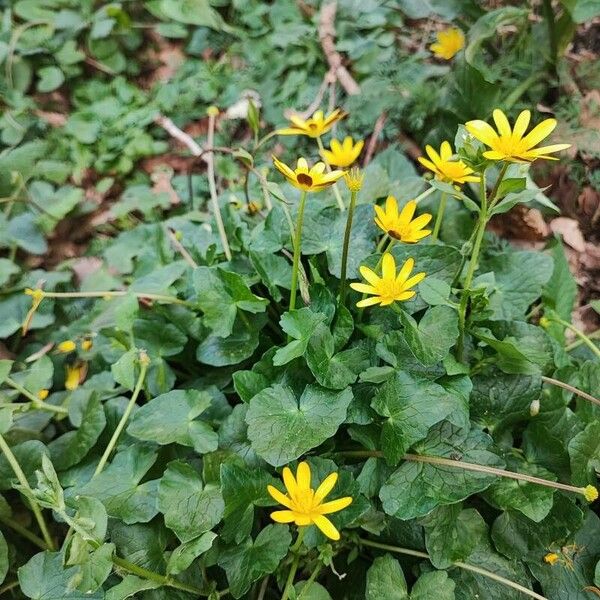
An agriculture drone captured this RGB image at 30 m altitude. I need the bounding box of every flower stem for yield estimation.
[37,290,190,306]
[565,329,600,352]
[0,434,55,550]
[541,375,600,407]
[207,111,232,261]
[94,354,149,477]
[357,538,549,600]
[289,191,308,312]
[413,186,436,204]
[316,136,344,211]
[339,189,358,306]
[0,514,47,549]
[548,317,600,359]
[431,192,447,241]
[281,528,306,600]
[4,376,68,415]
[457,170,488,361]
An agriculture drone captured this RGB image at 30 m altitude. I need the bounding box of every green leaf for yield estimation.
[391,244,462,285]
[105,575,161,600]
[422,504,486,568]
[411,571,456,600]
[218,524,292,598]
[484,456,556,522]
[49,393,106,470]
[78,445,159,524]
[568,421,600,486]
[37,66,65,92]
[111,349,138,390]
[294,581,333,599]
[73,542,115,594]
[418,277,453,307]
[157,460,223,542]
[0,440,48,490]
[246,383,353,466]
[220,462,277,543]
[397,305,459,366]
[0,530,7,585]
[18,551,103,599]
[160,0,224,29]
[372,371,468,466]
[380,423,504,519]
[128,389,218,454]
[166,531,216,575]
[273,309,327,366]
[365,554,408,600]
[561,0,600,22]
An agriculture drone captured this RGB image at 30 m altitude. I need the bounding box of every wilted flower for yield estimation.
[276,109,347,138]
[344,167,364,192]
[465,109,571,163]
[267,461,352,541]
[430,28,465,60]
[350,254,426,308]
[65,363,84,391]
[418,142,479,185]
[272,156,344,192]
[320,137,364,168]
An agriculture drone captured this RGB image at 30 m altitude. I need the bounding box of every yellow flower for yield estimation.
[37,389,49,400]
[418,142,480,185]
[320,137,364,168]
[350,253,426,308]
[544,553,559,566]
[22,288,45,335]
[374,197,432,243]
[430,28,465,60]
[56,340,77,354]
[81,338,93,351]
[272,156,345,192]
[584,484,598,502]
[465,109,571,163]
[344,167,364,192]
[267,461,352,541]
[65,363,84,391]
[276,109,347,138]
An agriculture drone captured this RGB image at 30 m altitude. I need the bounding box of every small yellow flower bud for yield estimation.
[81,339,93,351]
[247,201,261,215]
[344,167,364,192]
[583,485,598,502]
[529,398,540,417]
[543,552,559,566]
[539,316,550,329]
[174,230,183,241]
[207,105,219,117]
[37,389,49,400]
[24,288,45,303]
[57,340,77,354]
[65,363,84,391]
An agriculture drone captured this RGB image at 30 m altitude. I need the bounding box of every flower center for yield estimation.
[388,227,407,240]
[294,488,315,513]
[297,173,313,186]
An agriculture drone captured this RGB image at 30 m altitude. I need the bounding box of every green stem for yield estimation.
[487,162,510,210]
[316,137,344,211]
[541,375,600,407]
[357,539,549,600]
[431,192,447,241]
[504,71,548,110]
[0,434,55,550]
[281,528,306,600]
[94,356,149,476]
[297,564,322,599]
[339,190,358,305]
[542,0,558,69]
[39,290,190,306]
[550,317,600,358]
[4,377,68,415]
[0,515,47,549]
[412,186,436,204]
[457,170,488,361]
[289,191,308,312]
[565,329,600,352]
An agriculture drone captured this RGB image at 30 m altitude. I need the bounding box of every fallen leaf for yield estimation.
[550,217,586,252]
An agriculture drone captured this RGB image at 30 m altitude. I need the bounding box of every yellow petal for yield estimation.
[381,253,396,281]
[282,467,298,498]
[403,271,427,290]
[350,283,377,295]
[290,115,308,128]
[492,109,511,138]
[312,515,340,540]
[465,120,499,147]
[482,150,507,160]
[295,515,311,526]
[312,162,326,175]
[425,144,441,164]
[267,485,294,509]
[396,257,415,285]
[359,265,381,287]
[320,149,335,164]
[276,127,305,136]
[527,143,571,155]
[397,290,416,301]
[357,296,382,308]
[512,110,531,140]
[272,156,295,179]
[270,510,296,523]
[297,157,309,171]
[397,200,417,227]
[317,496,353,515]
[521,118,557,149]
[440,141,453,161]
[314,472,338,503]
[410,213,432,230]
[385,195,399,219]
[417,157,438,173]
[296,461,311,490]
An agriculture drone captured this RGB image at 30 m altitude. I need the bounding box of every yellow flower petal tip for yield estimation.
[56,340,77,354]
[267,461,353,541]
[321,137,364,168]
[276,108,347,138]
[430,28,465,60]
[465,108,571,163]
[65,363,85,391]
[373,196,432,243]
[344,167,364,192]
[37,389,49,400]
[81,339,93,351]
[584,485,598,502]
[543,552,559,566]
[24,288,45,302]
[350,253,426,308]
[272,156,345,193]
[417,141,479,186]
